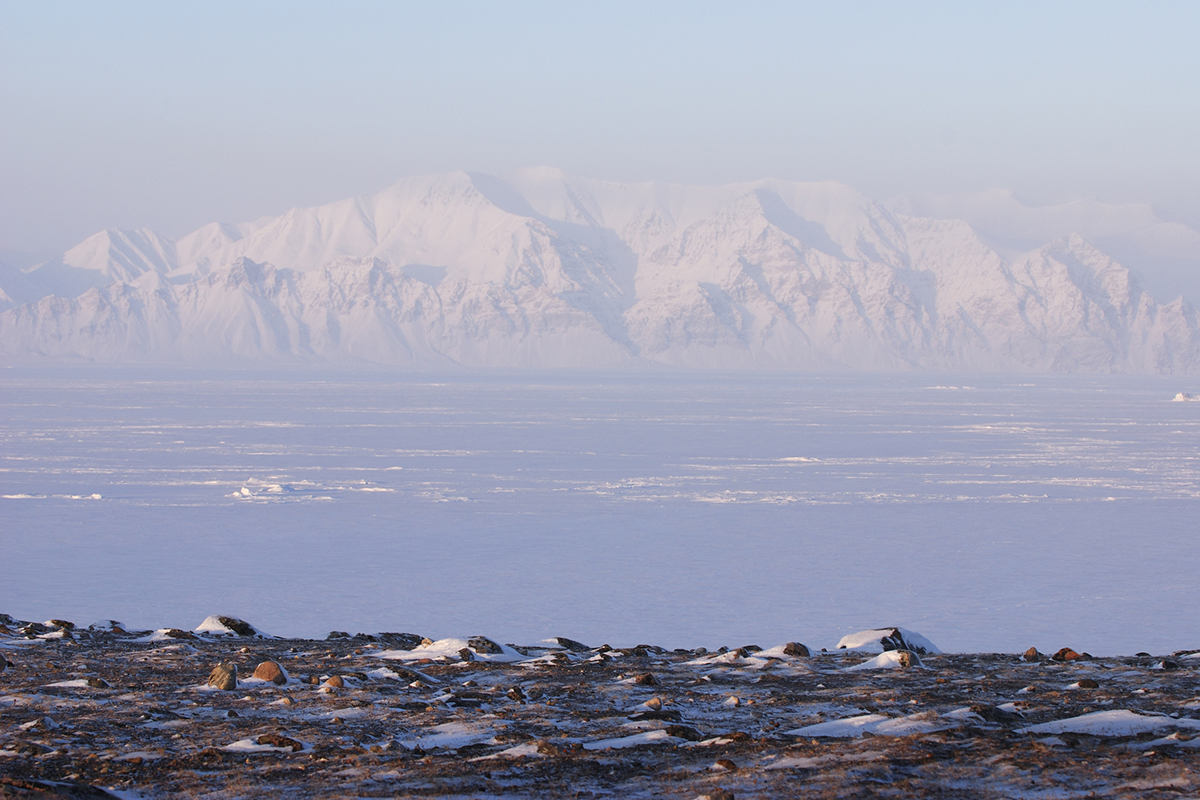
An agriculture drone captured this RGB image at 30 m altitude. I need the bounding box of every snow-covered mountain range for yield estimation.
[2,168,1198,371]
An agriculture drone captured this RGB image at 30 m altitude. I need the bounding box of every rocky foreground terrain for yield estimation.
[2,615,1199,799]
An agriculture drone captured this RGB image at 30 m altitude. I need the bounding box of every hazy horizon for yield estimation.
[3,1,1199,260]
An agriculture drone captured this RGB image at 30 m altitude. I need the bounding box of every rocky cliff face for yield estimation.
[3,170,1197,371]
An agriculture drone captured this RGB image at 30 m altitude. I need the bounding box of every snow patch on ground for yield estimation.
[396,722,502,751]
[1017,710,1200,737]
[582,730,680,750]
[786,712,949,738]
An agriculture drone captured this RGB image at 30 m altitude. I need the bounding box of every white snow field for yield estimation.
[1,370,1198,655]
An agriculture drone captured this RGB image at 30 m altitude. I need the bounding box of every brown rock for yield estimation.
[633,672,658,686]
[554,636,590,652]
[896,650,917,668]
[1052,648,1083,662]
[163,628,197,640]
[378,632,424,649]
[665,724,704,741]
[323,675,344,688]
[458,647,476,662]
[783,642,810,658]
[207,663,237,691]
[253,661,287,685]
[257,733,302,751]
[1076,678,1099,689]
[1022,647,1041,662]
[713,758,738,772]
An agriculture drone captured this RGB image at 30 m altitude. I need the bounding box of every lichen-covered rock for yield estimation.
[207,663,237,691]
[783,642,811,657]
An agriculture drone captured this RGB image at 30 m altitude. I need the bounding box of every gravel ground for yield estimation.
[2,618,1199,798]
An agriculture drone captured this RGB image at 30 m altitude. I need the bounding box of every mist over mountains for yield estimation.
[2,168,1197,372]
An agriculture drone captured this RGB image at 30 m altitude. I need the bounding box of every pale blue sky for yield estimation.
[2,1,1198,258]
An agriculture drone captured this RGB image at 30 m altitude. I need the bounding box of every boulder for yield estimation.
[257,733,302,751]
[971,704,1021,724]
[162,628,197,640]
[196,616,259,637]
[468,636,504,655]
[783,642,811,657]
[378,632,425,650]
[253,661,288,685]
[207,663,237,691]
[836,628,940,655]
[665,724,704,741]
[1022,647,1041,662]
[20,622,51,637]
[554,637,591,652]
[1052,648,1084,662]
[323,675,344,688]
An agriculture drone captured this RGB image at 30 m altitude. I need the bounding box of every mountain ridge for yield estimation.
[3,170,1198,372]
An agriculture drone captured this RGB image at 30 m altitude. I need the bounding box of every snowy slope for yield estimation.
[890,190,1200,307]
[3,172,1198,371]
